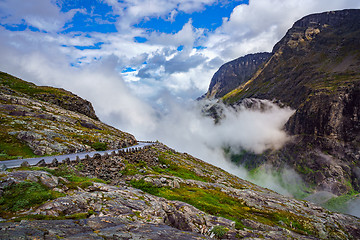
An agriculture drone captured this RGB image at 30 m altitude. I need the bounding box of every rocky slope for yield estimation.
[206,9,360,197]
[0,72,136,160]
[1,144,360,239]
[0,71,99,120]
[204,53,272,99]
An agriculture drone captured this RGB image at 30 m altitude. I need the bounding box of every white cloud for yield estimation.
[103,0,218,31]
[204,0,360,59]
[0,0,77,32]
[1,0,360,164]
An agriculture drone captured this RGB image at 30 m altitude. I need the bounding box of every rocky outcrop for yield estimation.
[0,217,209,240]
[0,73,136,158]
[0,71,99,120]
[2,144,360,239]
[208,9,360,195]
[34,91,99,121]
[205,53,272,99]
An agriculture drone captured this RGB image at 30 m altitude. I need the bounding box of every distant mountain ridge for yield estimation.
[204,9,360,196]
[204,52,272,99]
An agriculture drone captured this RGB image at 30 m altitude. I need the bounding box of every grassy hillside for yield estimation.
[0,72,136,160]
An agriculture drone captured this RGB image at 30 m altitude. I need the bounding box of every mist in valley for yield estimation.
[119,94,304,197]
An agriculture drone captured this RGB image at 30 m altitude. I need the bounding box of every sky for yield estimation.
[1,0,360,112]
[0,0,359,147]
[1,0,360,202]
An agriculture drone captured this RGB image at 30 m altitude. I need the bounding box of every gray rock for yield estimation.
[20,161,30,168]
[51,158,59,167]
[0,177,16,189]
[0,217,209,240]
[0,164,7,171]
[36,159,46,167]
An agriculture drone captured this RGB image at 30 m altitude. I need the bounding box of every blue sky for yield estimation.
[0,0,360,136]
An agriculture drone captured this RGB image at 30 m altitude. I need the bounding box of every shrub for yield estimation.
[91,142,107,151]
[210,225,229,238]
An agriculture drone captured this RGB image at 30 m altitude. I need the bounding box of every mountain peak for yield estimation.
[204,52,272,99]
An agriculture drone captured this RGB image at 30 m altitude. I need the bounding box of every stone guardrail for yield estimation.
[0,141,159,169]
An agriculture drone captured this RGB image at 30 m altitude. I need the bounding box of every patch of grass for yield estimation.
[0,132,38,161]
[0,71,72,98]
[210,225,229,238]
[91,142,107,151]
[323,192,358,213]
[154,153,210,182]
[130,179,316,236]
[23,166,107,188]
[130,179,161,195]
[0,181,64,214]
[119,160,139,176]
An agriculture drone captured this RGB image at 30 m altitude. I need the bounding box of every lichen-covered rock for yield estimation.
[1,170,60,189]
[0,217,210,240]
[31,182,234,236]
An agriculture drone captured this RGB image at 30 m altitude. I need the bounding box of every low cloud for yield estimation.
[346,198,360,218]
[117,96,297,196]
[0,34,304,197]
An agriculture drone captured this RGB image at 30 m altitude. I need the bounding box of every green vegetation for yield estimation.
[130,179,161,195]
[130,179,316,235]
[154,152,211,182]
[119,149,211,182]
[210,225,229,238]
[323,191,359,213]
[29,165,107,189]
[0,181,64,213]
[19,165,107,187]
[0,165,108,219]
[91,142,107,151]
[0,116,39,160]
[0,133,37,160]
[0,71,72,98]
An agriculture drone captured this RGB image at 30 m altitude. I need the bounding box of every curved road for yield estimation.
[0,142,154,169]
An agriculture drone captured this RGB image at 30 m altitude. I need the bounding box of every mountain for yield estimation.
[1,143,360,239]
[2,10,360,239]
[0,71,136,160]
[207,9,360,197]
[1,71,360,239]
[205,52,272,99]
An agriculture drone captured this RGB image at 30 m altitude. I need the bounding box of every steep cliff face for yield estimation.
[210,9,360,195]
[205,53,272,99]
[223,9,360,107]
[0,72,136,159]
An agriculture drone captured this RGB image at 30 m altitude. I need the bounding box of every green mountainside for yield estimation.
[208,10,360,198]
[0,71,136,160]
